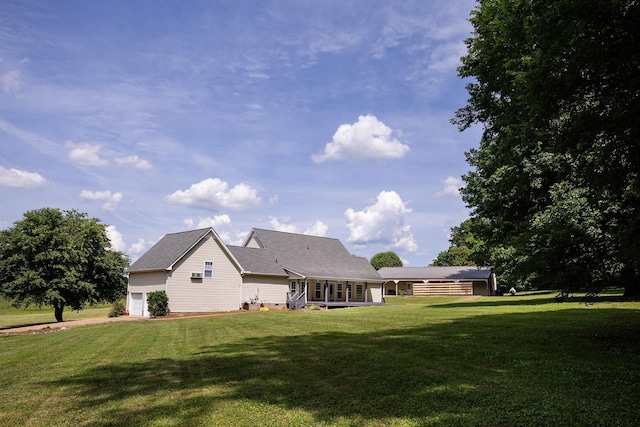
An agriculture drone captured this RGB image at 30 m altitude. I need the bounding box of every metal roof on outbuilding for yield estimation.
[378,266,493,281]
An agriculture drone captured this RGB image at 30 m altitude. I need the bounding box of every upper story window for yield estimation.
[204,261,213,278]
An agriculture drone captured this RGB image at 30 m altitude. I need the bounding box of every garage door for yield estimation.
[129,293,144,316]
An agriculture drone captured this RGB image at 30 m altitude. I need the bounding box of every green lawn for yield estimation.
[1,294,639,426]
[0,300,111,329]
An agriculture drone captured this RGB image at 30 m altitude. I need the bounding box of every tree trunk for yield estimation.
[621,265,640,298]
[54,303,65,322]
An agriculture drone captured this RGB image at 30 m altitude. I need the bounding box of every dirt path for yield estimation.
[0,315,142,336]
[0,310,250,336]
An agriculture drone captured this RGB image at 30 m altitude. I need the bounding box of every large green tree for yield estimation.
[431,218,486,266]
[370,251,403,270]
[0,208,129,321]
[454,0,640,294]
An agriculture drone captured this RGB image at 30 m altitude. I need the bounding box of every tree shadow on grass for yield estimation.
[430,294,626,309]
[45,309,640,426]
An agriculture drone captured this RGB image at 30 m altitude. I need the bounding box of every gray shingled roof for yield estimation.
[378,266,493,281]
[247,228,383,282]
[227,246,288,277]
[127,228,212,272]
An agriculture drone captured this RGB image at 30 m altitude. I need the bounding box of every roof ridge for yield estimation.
[164,227,211,236]
[252,228,340,241]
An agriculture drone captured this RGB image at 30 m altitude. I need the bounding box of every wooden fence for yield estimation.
[412,282,473,296]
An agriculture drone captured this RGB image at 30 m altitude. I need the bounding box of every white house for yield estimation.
[126,227,385,316]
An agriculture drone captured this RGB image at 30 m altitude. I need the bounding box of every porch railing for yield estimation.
[287,291,306,310]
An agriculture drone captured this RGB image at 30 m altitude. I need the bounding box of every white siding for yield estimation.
[367,283,383,303]
[242,276,289,305]
[128,271,167,290]
[167,235,243,312]
[127,271,167,317]
[245,235,261,248]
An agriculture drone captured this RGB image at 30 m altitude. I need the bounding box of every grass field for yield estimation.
[1,293,639,426]
[0,300,112,329]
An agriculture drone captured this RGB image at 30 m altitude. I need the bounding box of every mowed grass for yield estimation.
[0,300,112,329]
[1,294,639,426]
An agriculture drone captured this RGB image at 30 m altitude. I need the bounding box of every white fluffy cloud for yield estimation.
[0,166,48,188]
[304,220,329,237]
[436,176,463,196]
[195,214,232,229]
[128,238,155,255]
[115,155,152,169]
[184,214,249,245]
[66,141,109,166]
[79,189,124,211]
[105,225,126,252]
[312,114,410,163]
[165,178,261,211]
[269,216,299,233]
[345,190,418,252]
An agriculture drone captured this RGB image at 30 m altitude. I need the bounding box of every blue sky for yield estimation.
[0,0,481,265]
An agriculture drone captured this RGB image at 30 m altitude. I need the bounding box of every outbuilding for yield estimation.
[377,266,497,296]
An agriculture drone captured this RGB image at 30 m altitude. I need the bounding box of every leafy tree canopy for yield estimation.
[431,218,487,266]
[370,251,403,270]
[431,246,475,267]
[0,208,129,321]
[454,0,640,294]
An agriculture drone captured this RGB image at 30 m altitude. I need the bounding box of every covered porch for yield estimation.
[287,277,384,310]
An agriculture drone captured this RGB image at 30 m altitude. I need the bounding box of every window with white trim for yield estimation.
[290,281,297,293]
[315,282,322,299]
[204,261,213,278]
[356,284,363,299]
[337,283,343,299]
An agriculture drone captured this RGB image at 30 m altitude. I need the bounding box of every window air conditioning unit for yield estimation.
[191,272,202,279]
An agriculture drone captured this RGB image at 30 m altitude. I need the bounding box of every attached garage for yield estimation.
[128,292,146,317]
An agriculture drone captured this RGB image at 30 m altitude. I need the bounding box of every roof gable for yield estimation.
[128,228,231,273]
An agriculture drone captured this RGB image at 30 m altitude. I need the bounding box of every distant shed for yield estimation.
[377,266,497,296]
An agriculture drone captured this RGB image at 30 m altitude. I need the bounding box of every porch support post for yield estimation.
[365,283,368,303]
[346,281,349,303]
[325,280,328,303]
[395,281,398,295]
[305,280,308,303]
